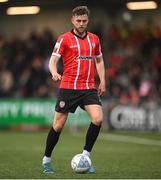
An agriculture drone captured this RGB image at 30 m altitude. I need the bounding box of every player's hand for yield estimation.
[52,73,61,81]
[98,81,106,96]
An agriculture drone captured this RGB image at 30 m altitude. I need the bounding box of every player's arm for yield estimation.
[48,55,61,81]
[95,56,106,96]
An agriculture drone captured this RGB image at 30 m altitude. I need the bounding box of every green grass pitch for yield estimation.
[0,129,161,179]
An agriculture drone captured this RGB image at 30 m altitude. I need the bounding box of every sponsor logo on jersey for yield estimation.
[78,56,92,60]
[59,101,65,108]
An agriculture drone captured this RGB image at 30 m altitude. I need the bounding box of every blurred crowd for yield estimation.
[0,22,161,104]
[103,22,161,104]
[0,29,58,98]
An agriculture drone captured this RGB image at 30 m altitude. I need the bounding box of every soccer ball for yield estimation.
[71,153,92,173]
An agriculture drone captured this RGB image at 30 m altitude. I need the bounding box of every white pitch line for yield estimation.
[100,134,161,147]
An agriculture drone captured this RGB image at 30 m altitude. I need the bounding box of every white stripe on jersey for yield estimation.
[86,35,92,89]
[95,53,102,58]
[51,52,61,57]
[56,38,63,54]
[74,36,81,90]
[95,41,102,58]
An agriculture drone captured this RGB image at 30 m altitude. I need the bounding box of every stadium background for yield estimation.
[0,0,161,179]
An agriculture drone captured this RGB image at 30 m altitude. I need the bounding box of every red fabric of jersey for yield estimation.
[52,31,102,90]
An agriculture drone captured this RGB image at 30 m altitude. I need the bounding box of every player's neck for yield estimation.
[73,29,86,38]
[72,29,87,39]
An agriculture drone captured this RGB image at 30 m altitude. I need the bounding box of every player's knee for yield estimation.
[53,123,64,132]
[92,115,103,126]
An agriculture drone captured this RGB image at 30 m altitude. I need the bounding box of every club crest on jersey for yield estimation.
[59,101,65,108]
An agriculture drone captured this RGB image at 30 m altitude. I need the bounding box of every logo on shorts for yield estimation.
[59,101,65,108]
[98,95,101,102]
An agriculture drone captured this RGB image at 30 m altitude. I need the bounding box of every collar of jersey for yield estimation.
[71,29,88,40]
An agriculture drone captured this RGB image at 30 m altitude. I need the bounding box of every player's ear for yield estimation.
[87,18,89,24]
[71,16,74,24]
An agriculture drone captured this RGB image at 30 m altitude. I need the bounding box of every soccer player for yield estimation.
[42,6,106,173]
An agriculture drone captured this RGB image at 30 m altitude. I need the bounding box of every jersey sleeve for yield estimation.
[52,35,65,57]
[95,35,102,58]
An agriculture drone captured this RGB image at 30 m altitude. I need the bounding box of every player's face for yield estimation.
[71,14,89,35]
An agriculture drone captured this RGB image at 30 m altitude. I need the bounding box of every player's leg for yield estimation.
[82,104,103,173]
[42,112,68,173]
[83,104,103,153]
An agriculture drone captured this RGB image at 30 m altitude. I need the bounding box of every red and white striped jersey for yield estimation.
[52,30,102,90]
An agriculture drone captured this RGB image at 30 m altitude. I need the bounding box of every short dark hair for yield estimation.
[72,6,90,17]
